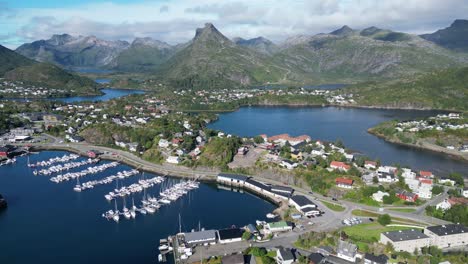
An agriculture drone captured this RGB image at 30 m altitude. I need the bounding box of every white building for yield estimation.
[372,191,389,202]
[337,240,357,262]
[276,248,294,264]
[380,229,431,252]
[425,224,468,249]
[158,139,169,148]
[289,195,320,217]
[166,156,180,164]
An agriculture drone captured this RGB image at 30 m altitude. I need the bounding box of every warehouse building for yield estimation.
[183,230,217,246]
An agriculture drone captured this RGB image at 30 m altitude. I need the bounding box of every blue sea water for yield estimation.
[209,106,468,176]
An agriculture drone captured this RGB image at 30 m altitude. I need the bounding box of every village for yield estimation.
[0,79,77,98]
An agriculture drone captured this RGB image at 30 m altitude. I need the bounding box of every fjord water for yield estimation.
[0,151,275,264]
[209,106,468,176]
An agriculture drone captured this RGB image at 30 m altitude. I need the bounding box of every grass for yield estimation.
[342,222,420,243]
[321,201,346,212]
[388,208,417,213]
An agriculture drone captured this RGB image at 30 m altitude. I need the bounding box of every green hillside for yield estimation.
[346,67,468,111]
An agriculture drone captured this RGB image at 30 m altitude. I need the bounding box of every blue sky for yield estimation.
[1,0,467,49]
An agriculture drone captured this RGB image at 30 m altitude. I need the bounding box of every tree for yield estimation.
[385,242,394,254]
[253,135,264,144]
[373,176,379,184]
[242,231,252,240]
[447,172,464,186]
[431,185,444,195]
[377,214,391,226]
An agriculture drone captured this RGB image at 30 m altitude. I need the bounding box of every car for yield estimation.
[308,191,313,194]
[332,198,338,201]
[369,218,374,222]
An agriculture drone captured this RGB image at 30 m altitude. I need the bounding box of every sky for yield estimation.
[1,0,467,49]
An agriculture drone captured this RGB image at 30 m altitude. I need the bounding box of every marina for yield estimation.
[49,161,120,183]
[0,150,275,263]
[79,169,140,192]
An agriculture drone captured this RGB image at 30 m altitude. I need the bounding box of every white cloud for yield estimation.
[1,0,467,48]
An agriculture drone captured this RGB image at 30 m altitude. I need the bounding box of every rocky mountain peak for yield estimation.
[330,25,354,36]
[194,23,230,43]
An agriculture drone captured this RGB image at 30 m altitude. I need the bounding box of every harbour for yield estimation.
[0,150,276,264]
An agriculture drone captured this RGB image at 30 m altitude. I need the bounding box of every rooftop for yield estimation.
[268,221,289,229]
[218,228,244,240]
[278,247,294,261]
[426,224,468,236]
[291,195,315,207]
[382,229,428,242]
[222,254,244,264]
[337,240,357,257]
[183,230,217,243]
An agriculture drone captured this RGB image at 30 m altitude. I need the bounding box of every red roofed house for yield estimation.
[419,171,433,178]
[330,161,351,172]
[336,178,354,189]
[364,160,377,170]
[418,178,433,185]
[171,138,184,146]
[396,191,418,202]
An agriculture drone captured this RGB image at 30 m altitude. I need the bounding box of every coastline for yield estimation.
[368,129,468,162]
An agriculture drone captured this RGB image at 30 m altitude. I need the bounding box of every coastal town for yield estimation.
[1,90,467,264]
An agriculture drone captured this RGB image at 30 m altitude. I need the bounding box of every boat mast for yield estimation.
[179,213,181,234]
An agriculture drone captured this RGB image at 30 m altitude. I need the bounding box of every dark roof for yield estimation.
[218,228,244,240]
[246,224,258,233]
[308,253,324,264]
[364,253,388,264]
[425,224,468,236]
[0,147,9,152]
[246,179,271,191]
[218,173,250,182]
[291,195,315,207]
[278,248,294,261]
[271,185,294,193]
[302,207,320,213]
[184,230,217,243]
[222,254,244,264]
[382,229,428,242]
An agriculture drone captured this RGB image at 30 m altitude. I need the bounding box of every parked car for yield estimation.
[369,218,374,222]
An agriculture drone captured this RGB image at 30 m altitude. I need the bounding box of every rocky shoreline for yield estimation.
[0,194,7,210]
[368,129,468,162]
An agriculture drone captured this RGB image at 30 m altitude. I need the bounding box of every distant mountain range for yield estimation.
[12,19,468,88]
[0,45,98,94]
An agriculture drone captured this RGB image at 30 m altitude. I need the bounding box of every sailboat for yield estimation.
[130,197,137,219]
[123,197,131,219]
[73,177,82,192]
[113,199,120,222]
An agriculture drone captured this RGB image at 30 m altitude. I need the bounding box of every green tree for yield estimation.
[377,214,391,226]
[431,185,444,195]
[253,136,264,144]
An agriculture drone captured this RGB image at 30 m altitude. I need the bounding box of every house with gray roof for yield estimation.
[380,229,430,252]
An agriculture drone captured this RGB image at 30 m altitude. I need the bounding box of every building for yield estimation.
[380,229,430,252]
[276,247,294,264]
[267,134,311,146]
[419,170,434,178]
[363,253,388,264]
[217,173,249,187]
[335,178,354,189]
[438,178,456,186]
[183,230,217,246]
[463,187,468,198]
[330,161,351,172]
[270,185,294,199]
[158,139,170,148]
[424,224,468,249]
[321,255,355,264]
[222,254,245,264]
[436,199,452,211]
[307,253,324,264]
[266,221,292,233]
[364,160,377,170]
[280,160,298,170]
[396,191,418,202]
[166,156,180,164]
[0,146,10,157]
[289,195,320,216]
[290,150,303,160]
[372,191,389,202]
[217,228,244,244]
[336,240,357,262]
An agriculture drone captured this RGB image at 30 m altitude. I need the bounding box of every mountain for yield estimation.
[330,25,355,36]
[110,37,176,72]
[273,25,465,83]
[346,66,468,110]
[0,45,99,94]
[233,37,278,55]
[420,19,468,52]
[16,34,130,68]
[157,23,282,88]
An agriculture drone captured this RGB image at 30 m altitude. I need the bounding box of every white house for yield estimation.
[337,240,357,262]
[289,195,320,217]
[280,160,297,170]
[158,139,169,148]
[436,199,452,211]
[276,248,294,264]
[372,191,389,202]
[166,156,180,164]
